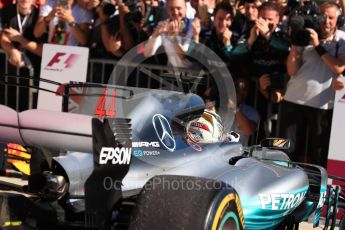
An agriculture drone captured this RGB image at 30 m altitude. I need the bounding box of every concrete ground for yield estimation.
[300,222,339,230]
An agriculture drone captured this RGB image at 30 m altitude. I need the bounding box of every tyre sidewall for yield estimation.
[205,188,245,230]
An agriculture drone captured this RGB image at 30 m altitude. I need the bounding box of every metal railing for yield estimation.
[87,58,281,141]
[0,49,281,141]
[87,58,212,89]
[0,49,35,111]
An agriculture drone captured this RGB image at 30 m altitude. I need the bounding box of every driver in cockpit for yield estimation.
[185,109,240,145]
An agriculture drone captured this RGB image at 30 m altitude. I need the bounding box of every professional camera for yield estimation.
[289,1,324,46]
[101,0,117,17]
[284,0,300,16]
[123,0,143,23]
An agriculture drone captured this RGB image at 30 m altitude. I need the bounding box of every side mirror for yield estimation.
[260,138,290,150]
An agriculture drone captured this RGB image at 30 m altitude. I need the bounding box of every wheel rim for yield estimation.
[219,212,240,230]
[212,194,236,230]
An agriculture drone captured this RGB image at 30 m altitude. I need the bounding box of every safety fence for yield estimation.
[0,49,37,111]
[87,58,213,88]
[0,49,281,142]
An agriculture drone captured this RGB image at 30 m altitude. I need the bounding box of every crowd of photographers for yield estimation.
[1,0,345,168]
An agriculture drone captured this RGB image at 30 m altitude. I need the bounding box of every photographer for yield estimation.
[1,0,43,71]
[280,2,345,168]
[231,0,259,45]
[231,2,290,139]
[92,0,124,58]
[1,0,44,111]
[34,0,93,46]
[192,2,234,63]
[244,2,290,77]
[143,0,194,67]
[141,0,169,37]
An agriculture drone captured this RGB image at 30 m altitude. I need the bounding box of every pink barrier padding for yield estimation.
[17,109,93,152]
[0,105,24,144]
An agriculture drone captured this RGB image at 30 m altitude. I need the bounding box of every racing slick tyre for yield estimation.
[129,175,245,230]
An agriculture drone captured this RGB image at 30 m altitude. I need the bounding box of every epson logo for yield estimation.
[99,147,131,165]
[132,142,160,148]
[258,192,306,210]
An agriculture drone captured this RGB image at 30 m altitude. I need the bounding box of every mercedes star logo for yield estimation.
[152,114,176,152]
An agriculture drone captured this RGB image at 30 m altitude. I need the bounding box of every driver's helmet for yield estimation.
[186,109,224,143]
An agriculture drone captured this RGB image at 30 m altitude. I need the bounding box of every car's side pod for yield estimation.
[84,117,132,229]
[288,163,328,228]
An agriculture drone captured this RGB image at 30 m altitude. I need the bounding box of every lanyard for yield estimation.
[16,8,29,34]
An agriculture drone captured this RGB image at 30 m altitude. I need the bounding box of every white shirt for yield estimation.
[284,30,345,109]
[40,0,93,46]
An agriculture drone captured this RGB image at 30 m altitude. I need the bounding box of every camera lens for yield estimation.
[103,3,116,16]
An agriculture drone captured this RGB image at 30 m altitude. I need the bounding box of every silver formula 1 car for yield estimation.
[0,45,345,230]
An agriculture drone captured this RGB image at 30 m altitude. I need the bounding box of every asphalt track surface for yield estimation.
[0,176,339,230]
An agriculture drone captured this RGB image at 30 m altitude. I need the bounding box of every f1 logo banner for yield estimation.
[38,44,89,111]
[328,77,345,178]
[45,52,79,69]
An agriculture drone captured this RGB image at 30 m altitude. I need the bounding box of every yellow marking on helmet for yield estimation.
[202,112,213,124]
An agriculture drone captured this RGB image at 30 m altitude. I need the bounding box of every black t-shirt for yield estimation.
[89,15,120,59]
[250,32,290,77]
[1,4,44,75]
[231,13,253,45]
